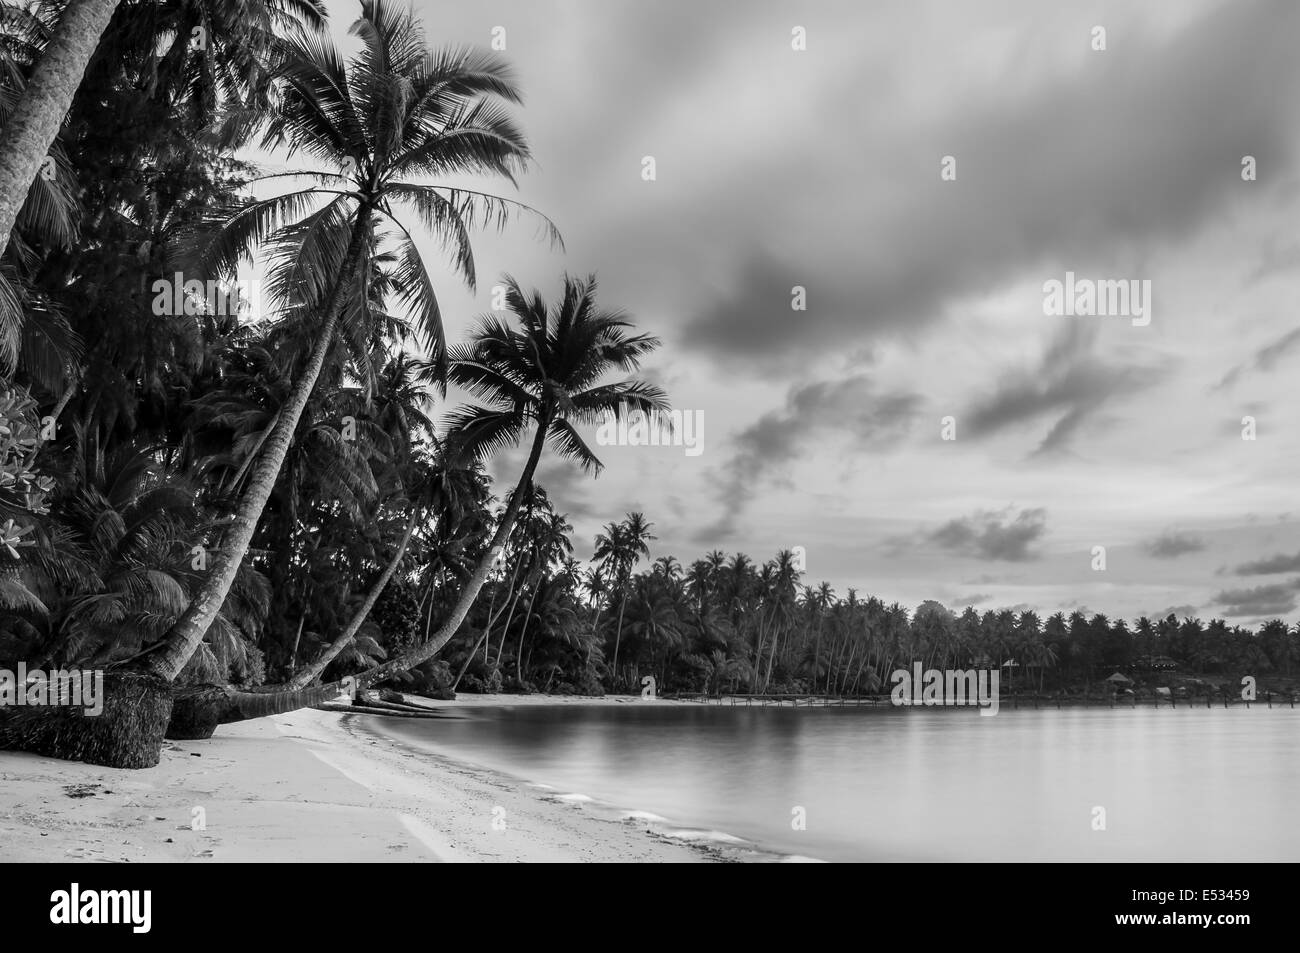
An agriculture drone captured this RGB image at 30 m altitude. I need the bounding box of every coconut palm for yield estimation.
[354,273,667,688]
[145,0,557,683]
[0,0,119,259]
[605,511,654,687]
[0,0,326,264]
[513,509,573,681]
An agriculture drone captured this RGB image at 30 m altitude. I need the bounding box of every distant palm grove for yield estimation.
[422,506,1300,698]
[0,0,1296,769]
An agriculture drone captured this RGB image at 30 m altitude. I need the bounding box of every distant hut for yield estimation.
[1105,672,1133,694]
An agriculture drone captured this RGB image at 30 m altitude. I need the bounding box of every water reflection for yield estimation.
[379,705,1300,861]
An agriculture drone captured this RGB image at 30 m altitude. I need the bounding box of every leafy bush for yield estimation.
[460,664,503,695]
[401,659,455,700]
[0,385,51,568]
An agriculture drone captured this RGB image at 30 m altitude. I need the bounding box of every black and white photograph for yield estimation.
[0,0,1294,919]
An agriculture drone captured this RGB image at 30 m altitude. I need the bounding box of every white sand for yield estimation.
[0,698,715,863]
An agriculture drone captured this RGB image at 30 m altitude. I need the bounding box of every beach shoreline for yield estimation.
[0,700,721,863]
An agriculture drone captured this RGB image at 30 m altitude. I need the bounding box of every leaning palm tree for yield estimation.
[354,274,667,688]
[0,0,117,258]
[145,0,558,685]
[0,0,327,261]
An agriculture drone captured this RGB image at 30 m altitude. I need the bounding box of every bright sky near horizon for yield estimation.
[306,0,1300,626]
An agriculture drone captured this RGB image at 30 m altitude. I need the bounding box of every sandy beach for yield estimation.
[0,696,715,863]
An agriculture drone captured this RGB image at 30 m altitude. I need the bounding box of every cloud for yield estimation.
[1232,550,1300,575]
[1151,604,1200,619]
[1211,579,1300,617]
[895,505,1048,562]
[1143,531,1207,559]
[963,322,1172,455]
[696,375,922,540]
[681,0,1300,371]
[1213,326,1300,390]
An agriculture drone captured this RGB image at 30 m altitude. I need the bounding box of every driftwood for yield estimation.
[316,703,443,718]
[355,690,442,714]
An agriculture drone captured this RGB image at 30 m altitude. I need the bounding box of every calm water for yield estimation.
[376,703,1300,861]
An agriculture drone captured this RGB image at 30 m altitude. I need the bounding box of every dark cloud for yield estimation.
[1212,579,1300,617]
[950,593,992,609]
[1214,326,1300,390]
[682,0,1300,370]
[696,375,922,540]
[1233,550,1300,575]
[903,506,1048,562]
[1143,531,1207,559]
[964,323,1172,454]
[1150,604,1200,620]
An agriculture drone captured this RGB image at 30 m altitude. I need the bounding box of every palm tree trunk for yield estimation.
[487,555,524,663]
[452,575,519,690]
[751,616,768,693]
[838,644,858,694]
[825,633,838,694]
[762,624,782,693]
[0,0,118,259]
[451,631,486,691]
[516,582,541,681]
[166,681,344,740]
[850,648,871,695]
[288,615,305,678]
[353,410,551,690]
[493,567,530,667]
[145,206,374,682]
[610,590,628,689]
[287,507,419,688]
[813,620,823,694]
[481,573,500,662]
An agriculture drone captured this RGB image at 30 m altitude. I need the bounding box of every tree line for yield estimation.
[414,508,1300,697]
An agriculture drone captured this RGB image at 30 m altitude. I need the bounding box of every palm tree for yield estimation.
[759,549,801,692]
[809,581,833,692]
[0,0,119,259]
[145,0,557,683]
[515,510,573,681]
[285,501,419,688]
[0,0,326,263]
[653,555,681,579]
[354,274,667,689]
[278,340,438,686]
[607,512,654,688]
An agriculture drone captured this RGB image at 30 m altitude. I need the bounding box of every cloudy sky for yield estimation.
[322,0,1300,625]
